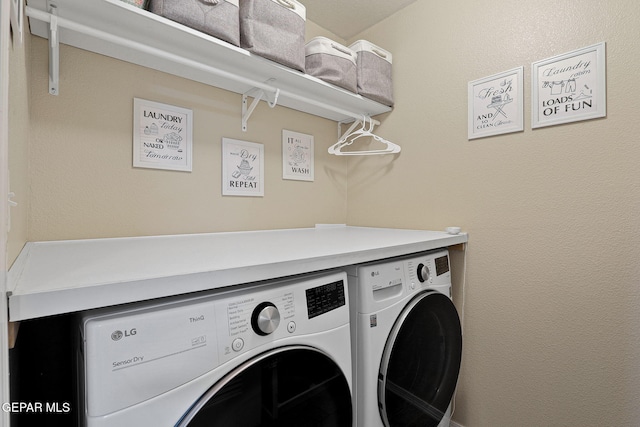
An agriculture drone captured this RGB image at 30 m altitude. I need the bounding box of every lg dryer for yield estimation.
[347,249,462,427]
[77,271,353,427]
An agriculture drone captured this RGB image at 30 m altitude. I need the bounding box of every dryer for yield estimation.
[347,249,462,427]
[77,271,352,427]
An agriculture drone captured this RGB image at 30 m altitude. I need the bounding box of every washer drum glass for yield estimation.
[378,291,463,427]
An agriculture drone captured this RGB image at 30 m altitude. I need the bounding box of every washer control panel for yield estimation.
[406,252,450,288]
[348,249,451,314]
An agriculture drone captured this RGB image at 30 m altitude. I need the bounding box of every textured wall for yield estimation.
[9,2,640,425]
[7,28,30,264]
[6,18,346,259]
[347,0,640,425]
[25,34,348,241]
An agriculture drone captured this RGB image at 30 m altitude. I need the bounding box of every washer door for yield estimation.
[378,291,462,427]
[177,346,352,427]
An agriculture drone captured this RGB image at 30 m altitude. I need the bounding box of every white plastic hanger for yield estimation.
[328,116,401,156]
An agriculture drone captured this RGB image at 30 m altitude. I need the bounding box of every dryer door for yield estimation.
[177,345,352,427]
[378,291,462,427]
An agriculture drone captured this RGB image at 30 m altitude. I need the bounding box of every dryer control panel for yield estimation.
[80,271,349,417]
[214,273,347,365]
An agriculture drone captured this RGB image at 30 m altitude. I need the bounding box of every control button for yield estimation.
[251,302,280,336]
[417,263,430,283]
[232,338,244,352]
[287,321,296,333]
[410,282,416,290]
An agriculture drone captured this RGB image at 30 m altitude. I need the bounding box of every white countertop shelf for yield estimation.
[7,226,467,321]
[25,0,392,122]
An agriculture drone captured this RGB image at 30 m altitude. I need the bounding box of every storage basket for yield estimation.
[148,0,240,47]
[239,0,306,72]
[349,40,393,106]
[305,37,357,93]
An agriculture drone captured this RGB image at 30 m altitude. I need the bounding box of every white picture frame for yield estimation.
[133,98,193,172]
[222,138,264,197]
[531,42,606,129]
[282,130,314,182]
[468,66,524,140]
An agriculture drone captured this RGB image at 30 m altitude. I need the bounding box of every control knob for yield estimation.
[417,263,430,283]
[251,302,280,336]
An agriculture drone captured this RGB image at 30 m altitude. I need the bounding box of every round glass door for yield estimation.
[379,291,462,427]
[178,346,352,427]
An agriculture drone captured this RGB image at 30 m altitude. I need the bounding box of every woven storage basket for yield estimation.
[239,0,306,72]
[148,0,240,46]
[349,40,393,106]
[305,37,357,93]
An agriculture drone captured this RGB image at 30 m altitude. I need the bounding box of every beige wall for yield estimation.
[7,16,346,258]
[5,19,347,254]
[7,1,640,426]
[347,0,640,425]
[8,29,30,264]
[23,30,348,242]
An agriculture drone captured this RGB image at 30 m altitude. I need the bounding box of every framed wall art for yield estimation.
[133,98,193,171]
[468,67,524,140]
[282,130,314,182]
[222,138,264,197]
[531,42,606,128]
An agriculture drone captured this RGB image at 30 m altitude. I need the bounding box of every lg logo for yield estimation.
[111,328,137,341]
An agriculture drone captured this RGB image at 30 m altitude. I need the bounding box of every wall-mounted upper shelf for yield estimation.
[25,0,393,123]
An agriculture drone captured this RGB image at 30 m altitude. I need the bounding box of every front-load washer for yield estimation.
[347,249,462,427]
[77,271,352,427]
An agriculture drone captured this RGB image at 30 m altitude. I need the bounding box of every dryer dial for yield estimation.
[251,302,280,336]
[417,263,431,283]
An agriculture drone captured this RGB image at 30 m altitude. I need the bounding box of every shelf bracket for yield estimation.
[241,81,279,132]
[48,2,59,95]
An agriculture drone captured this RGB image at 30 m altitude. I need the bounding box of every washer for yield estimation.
[347,249,462,427]
[77,271,352,427]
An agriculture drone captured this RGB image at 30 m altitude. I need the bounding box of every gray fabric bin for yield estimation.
[305,37,357,93]
[349,40,393,106]
[239,0,306,72]
[148,0,240,46]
